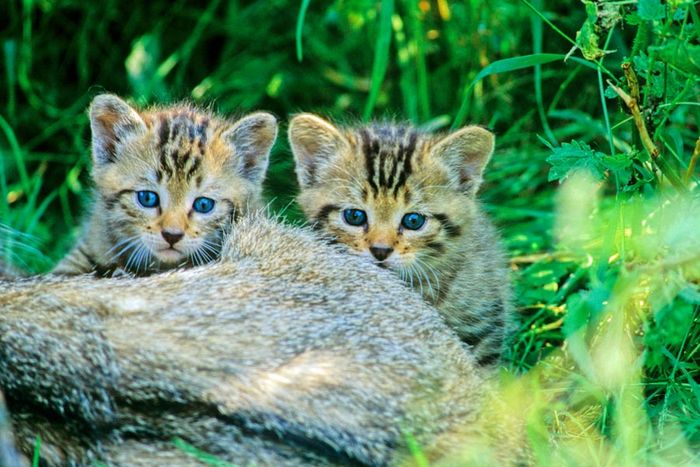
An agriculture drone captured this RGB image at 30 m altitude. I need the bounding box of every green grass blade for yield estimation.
[31,435,40,467]
[519,0,575,46]
[530,0,556,144]
[173,438,236,466]
[407,1,430,121]
[394,13,418,121]
[3,40,16,119]
[173,0,222,88]
[363,0,394,120]
[0,113,29,193]
[295,0,312,62]
[597,28,616,157]
[454,53,575,128]
[403,430,429,467]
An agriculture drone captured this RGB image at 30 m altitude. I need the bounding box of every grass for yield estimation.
[1,0,699,463]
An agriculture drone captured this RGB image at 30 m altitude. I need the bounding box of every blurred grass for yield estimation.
[1,0,699,463]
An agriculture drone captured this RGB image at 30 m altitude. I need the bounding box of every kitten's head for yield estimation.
[89,94,277,271]
[289,114,494,271]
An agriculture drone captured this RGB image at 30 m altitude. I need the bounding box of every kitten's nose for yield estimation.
[369,246,394,261]
[162,229,184,246]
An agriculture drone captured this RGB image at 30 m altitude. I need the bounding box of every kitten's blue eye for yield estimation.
[193,197,215,213]
[137,190,159,208]
[343,208,367,226]
[401,212,426,230]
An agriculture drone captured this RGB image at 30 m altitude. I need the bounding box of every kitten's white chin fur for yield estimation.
[154,248,185,263]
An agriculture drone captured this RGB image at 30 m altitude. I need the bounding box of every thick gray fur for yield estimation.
[0,214,507,466]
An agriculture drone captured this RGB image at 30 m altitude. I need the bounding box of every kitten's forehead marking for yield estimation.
[357,125,418,199]
[154,111,210,184]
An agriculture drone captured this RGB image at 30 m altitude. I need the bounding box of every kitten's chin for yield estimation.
[154,248,185,264]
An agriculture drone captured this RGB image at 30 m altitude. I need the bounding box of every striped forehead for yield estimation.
[154,111,212,184]
[357,125,419,198]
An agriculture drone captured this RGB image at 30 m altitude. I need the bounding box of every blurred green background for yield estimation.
[1,0,616,269]
[1,0,699,463]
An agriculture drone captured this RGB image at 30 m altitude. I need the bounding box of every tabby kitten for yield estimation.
[289,114,511,366]
[54,94,277,276]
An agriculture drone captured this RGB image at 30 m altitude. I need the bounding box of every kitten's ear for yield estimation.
[288,113,348,188]
[89,94,147,166]
[222,112,278,184]
[431,125,495,195]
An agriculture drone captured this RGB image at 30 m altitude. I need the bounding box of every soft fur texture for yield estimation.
[289,114,512,366]
[0,214,520,466]
[54,94,277,276]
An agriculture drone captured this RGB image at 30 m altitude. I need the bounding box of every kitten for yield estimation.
[289,114,511,366]
[54,94,277,276]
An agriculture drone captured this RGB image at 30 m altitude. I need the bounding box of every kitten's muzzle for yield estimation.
[369,246,393,262]
[161,229,184,246]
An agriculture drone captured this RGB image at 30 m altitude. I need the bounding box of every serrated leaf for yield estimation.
[633,53,667,98]
[638,0,665,20]
[625,12,642,25]
[650,40,700,75]
[546,140,607,181]
[605,153,634,186]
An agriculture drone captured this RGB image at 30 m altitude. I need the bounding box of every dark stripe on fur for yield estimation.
[77,247,97,270]
[476,351,501,366]
[426,241,446,254]
[387,154,398,189]
[77,247,118,277]
[158,115,170,150]
[433,213,461,237]
[103,189,132,210]
[360,129,378,195]
[378,149,387,188]
[393,131,416,197]
[219,199,240,224]
[197,117,209,154]
[315,204,340,223]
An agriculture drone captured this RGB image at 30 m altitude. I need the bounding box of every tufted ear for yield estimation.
[222,112,278,184]
[288,113,349,189]
[89,94,147,166]
[430,125,495,196]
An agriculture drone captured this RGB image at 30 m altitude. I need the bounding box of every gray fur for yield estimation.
[0,214,515,465]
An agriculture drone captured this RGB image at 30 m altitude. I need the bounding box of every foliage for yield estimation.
[0,0,698,464]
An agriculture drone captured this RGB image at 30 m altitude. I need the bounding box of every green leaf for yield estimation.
[604,84,618,99]
[650,40,700,75]
[605,152,634,186]
[638,0,665,21]
[625,12,642,25]
[563,287,608,337]
[546,140,607,181]
[575,2,605,60]
[576,21,604,61]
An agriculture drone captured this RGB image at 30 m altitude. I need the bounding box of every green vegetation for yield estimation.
[1,0,698,463]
